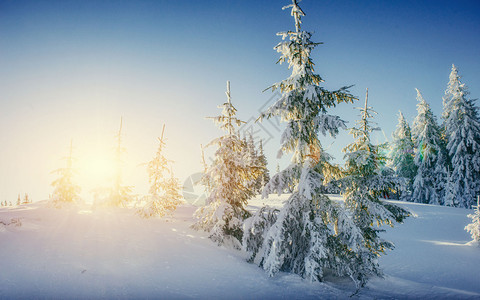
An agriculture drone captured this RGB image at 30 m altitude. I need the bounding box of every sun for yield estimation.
[84,156,115,182]
[77,152,116,192]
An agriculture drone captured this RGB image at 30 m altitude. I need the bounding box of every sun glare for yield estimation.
[77,152,116,192]
[85,156,114,181]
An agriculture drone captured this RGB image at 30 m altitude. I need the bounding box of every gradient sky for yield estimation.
[1,0,480,202]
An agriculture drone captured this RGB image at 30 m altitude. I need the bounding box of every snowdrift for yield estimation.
[0,197,479,299]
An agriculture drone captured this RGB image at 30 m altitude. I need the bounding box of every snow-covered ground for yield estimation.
[1,196,479,299]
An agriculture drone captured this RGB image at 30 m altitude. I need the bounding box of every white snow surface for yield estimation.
[1,196,479,299]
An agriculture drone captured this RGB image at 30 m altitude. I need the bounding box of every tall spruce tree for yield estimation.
[193,81,258,247]
[442,65,480,208]
[341,90,409,286]
[50,140,81,207]
[242,1,386,287]
[390,111,417,200]
[412,89,448,205]
[138,125,183,218]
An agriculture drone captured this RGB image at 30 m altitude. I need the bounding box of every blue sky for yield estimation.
[1,0,479,202]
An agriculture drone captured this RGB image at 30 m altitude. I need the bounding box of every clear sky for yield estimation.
[1,0,479,202]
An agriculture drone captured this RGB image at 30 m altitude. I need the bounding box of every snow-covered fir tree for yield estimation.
[22,193,31,204]
[465,196,480,243]
[412,89,448,205]
[242,1,392,287]
[390,111,417,200]
[244,132,261,194]
[50,141,81,207]
[255,140,270,193]
[341,90,409,286]
[106,118,135,207]
[442,65,480,208]
[164,168,183,205]
[138,126,183,218]
[193,81,259,248]
[199,144,211,194]
[244,133,270,194]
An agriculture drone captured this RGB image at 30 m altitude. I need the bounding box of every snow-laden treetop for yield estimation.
[208,81,244,136]
[259,0,356,165]
[345,88,380,152]
[283,0,305,33]
[443,64,469,119]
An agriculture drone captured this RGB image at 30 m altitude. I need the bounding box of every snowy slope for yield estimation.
[0,197,479,299]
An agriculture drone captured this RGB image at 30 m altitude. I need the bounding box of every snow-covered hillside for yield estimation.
[0,197,479,299]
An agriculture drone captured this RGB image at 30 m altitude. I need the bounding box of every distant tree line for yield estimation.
[388,65,480,208]
[0,193,32,207]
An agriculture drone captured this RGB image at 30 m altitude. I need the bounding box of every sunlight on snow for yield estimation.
[420,240,470,247]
